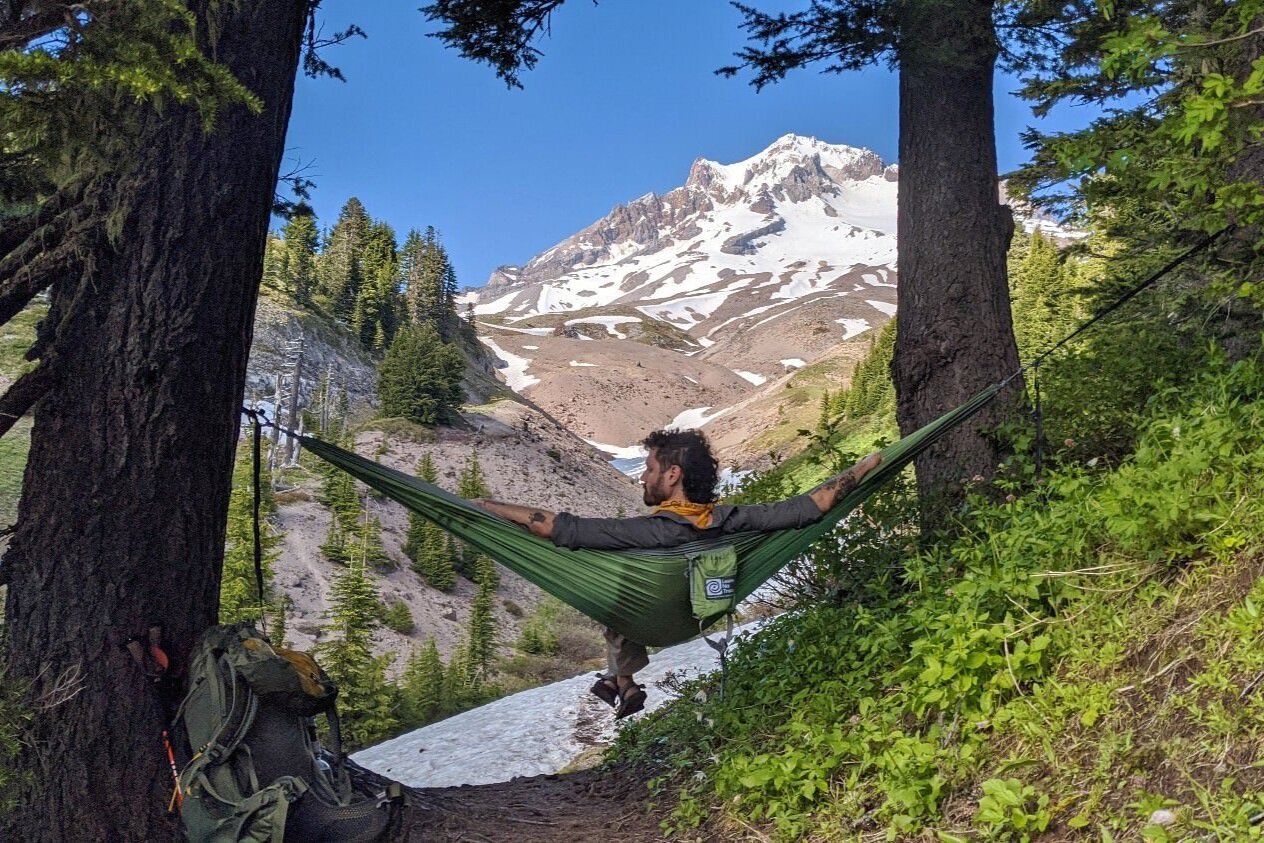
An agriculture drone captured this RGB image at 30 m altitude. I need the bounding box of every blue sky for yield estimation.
[285,1,1085,289]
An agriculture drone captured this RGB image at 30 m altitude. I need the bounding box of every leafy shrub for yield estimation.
[614,348,1264,840]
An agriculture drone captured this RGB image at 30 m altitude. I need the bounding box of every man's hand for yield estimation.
[808,452,883,513]
[473,498,557,539]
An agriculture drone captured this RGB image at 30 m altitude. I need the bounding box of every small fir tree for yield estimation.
[220,440,284,625]
[399,639,444,727]
[315,555,397,748]
[455,449,492,578]
[466,556,498,680]
[377,324,465,425]
[457,448,489,499]
[403,454,458,590]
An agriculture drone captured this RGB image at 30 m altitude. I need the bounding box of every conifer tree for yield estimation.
[377,323,465,424]
[816,389,833,435]
[399,638,445,727]
[354,220,400,351]
[403,454,457,590]
[282,211,319,306]
[1009,231,1079,362]
[356,510,392,570]
[452,448,495,579]
[315,554,397,748]
[466,555,499,680]
[220,440,284,625]
[316,197,370,321]
[457,448,490,499]
[441,643,473,715]
[261,233,289,295]
[401,226,458,338]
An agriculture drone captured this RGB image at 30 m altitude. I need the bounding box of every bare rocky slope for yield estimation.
[246,296,643,668]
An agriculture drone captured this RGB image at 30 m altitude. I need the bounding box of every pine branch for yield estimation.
[0,361,53,439]
[0,182,82,259]
[0,240,84,327]
[0,2,87,51]
[0,187,94,326]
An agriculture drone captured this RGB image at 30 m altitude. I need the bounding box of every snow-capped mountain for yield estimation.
[465,136,900,454]
[471,135,899,363]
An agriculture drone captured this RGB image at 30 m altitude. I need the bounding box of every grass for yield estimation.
[0,302,42,524]
[0,418,30,527]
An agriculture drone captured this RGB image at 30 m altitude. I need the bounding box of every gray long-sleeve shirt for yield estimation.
[551,494,823,551]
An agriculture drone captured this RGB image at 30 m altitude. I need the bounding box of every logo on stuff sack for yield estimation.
[704,577,735,599]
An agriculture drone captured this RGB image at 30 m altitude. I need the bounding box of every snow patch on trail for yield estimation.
[733,370,767,386]
[354,622,767,788]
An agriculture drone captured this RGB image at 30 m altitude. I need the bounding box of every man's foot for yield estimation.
[589,676,618,708]
[615,683,647,719]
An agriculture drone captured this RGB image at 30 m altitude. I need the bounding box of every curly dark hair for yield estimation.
[642,428,719,503]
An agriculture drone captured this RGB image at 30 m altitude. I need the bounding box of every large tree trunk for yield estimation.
[2,1,308,839]
[893,0,1023,526]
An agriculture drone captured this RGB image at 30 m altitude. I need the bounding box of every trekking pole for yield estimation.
[162,729,183,813]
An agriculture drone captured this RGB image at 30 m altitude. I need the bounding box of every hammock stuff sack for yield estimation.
[299,383,1002,648]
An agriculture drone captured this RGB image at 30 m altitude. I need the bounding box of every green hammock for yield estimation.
[299,383,1001,647]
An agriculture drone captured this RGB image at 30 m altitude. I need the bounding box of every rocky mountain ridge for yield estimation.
[466,134,901,462]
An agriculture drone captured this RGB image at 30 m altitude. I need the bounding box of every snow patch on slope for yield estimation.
[479,337,540,391]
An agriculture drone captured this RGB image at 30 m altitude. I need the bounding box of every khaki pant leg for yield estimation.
[603,626,649,677]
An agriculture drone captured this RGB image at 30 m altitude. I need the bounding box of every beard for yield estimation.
[642,480,665,507]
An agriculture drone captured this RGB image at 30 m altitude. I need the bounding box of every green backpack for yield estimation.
[173,623,399,843]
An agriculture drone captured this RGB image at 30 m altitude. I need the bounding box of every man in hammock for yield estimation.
[475,429,881,718]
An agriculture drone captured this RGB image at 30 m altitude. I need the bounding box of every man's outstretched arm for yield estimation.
[808,452,883,513]
[473,499,557,539]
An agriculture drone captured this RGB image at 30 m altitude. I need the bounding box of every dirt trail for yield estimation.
[392,765,670,842]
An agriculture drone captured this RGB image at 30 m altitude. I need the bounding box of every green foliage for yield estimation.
[840,319,896,422]
[398,639,444,727]
[457,448,490,499]
[466,556,499,680]
[381,601,415,634]
[1007,230,1085,364]
[614,347,1264,839]
[219,439,284,625]
[1,1,259,208]
[0,664,31,814]
[516,599,562,656]
[1014,0,1264,291]
[316,557,396,748]
[400,226,460,340]
[316,197,369,323]
[403,453,458,590]
[974,778,1052,841]
[377,324,465,425]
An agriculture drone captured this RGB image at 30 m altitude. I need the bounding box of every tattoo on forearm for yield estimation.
[530,511,545,524]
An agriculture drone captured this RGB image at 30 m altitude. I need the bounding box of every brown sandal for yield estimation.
[615,684,646,719]
[589,676,618,707]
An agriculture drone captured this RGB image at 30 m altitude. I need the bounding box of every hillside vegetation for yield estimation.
[606,238,1264,839]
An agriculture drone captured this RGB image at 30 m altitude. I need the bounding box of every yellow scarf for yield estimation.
[653,500,716,529]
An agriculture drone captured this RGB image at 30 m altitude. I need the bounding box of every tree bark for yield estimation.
[1,1,308,839]
[893,0,1024,527]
